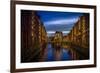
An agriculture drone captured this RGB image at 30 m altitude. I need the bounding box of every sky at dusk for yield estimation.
[37,11,83,37]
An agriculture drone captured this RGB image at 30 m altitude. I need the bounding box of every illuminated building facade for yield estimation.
[53,31,63,49]
[21,10,47,62]
[63,14,89,60]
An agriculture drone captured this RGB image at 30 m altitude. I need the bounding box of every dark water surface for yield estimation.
[46,43,72,61]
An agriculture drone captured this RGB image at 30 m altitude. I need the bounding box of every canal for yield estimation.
[44,43,72,61]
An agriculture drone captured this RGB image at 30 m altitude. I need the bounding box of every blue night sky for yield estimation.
[37,11,83,37]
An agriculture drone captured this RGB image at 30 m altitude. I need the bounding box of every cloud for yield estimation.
[45,23,74,31]
[47,31,70,37]
[44,17,79,26]
[47,31,70,34]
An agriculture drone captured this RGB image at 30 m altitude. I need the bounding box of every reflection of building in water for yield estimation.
[63,14,89,60]
[53,31,63,61]
[21,10,47,62]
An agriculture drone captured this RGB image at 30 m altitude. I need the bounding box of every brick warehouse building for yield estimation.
[63,14,89,60]
[21,10,47,62]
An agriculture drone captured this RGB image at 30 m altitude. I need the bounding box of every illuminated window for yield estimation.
[31,26,34,29]
[32,20,35,24]
[31,32,34,37]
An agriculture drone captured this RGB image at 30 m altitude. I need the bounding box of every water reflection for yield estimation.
[44,43,72,61]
